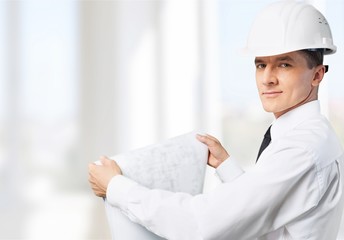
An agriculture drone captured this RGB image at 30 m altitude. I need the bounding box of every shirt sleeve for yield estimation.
[106,145,320,240]
[215,156,244,182]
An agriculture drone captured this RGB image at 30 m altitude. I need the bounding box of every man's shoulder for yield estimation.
[282,117,343,166]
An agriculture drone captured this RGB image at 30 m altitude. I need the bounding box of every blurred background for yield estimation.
[0,0,343,239]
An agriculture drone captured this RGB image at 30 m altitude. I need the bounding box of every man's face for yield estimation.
[255,51,323,118]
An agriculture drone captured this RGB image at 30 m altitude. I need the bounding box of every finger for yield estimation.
[205,134,220,143]
[88,167,101,184]
[88,164,99,177]
[88,163,95,171]
[100,156,107,165]
[196,134,208,144]
[197,134,218,146]
[110,159,119,167]
[91,182,100,191]
[91,181,106,194]
[92,186,104,197]
[95,191,106,197]
[89,177,102,190]
[88,175,97,185]
[100,155,112,165]
[111,160,122,175]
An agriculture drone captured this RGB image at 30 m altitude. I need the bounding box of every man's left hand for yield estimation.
[88,156,122,197]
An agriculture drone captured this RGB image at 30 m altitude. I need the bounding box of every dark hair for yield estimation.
[299,49,324,69]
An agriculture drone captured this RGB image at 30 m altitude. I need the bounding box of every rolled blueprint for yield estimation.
[101,131,209,239]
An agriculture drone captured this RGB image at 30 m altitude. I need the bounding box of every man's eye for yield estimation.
[280,63,291,68]
[256,64,266,69]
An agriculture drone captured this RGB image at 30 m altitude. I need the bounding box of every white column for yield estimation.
[115,1,162,149]
[1,1,26,237]
[78,1,163,168]
[198,0,222,136]
[198,0,223,192]
[78,1,118,176]
[158,0,201,138]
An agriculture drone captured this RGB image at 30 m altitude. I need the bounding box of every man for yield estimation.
[88,1,344,239]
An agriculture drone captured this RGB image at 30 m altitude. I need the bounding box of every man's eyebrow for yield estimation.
[254,58,265,64]
[254,56,295,65]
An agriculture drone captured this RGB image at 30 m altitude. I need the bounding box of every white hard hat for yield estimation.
[243,0,336,57]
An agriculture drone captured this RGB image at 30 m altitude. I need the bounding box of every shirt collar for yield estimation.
[270,100,321,142]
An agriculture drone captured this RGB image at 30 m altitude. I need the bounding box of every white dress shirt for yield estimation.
[106,100,344,240]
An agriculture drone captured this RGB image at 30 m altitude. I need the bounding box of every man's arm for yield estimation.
[89,140,319,239]
[107,146,318,239]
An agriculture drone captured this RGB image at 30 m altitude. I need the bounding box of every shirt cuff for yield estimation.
[215,157,244,182]
[106,175,139,209]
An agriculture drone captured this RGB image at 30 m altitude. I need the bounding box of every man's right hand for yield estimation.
[196,134,229,169]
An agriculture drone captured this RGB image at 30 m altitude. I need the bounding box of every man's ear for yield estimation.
[312,65,326,87]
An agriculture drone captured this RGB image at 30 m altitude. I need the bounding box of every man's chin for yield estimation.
[261,104,274,113]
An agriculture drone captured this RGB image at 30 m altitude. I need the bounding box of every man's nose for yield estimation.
[262,67,278,85]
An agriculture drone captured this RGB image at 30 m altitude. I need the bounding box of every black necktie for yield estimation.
[256,126,271,162]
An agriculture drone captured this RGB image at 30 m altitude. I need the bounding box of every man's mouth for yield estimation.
[262,91,283,97]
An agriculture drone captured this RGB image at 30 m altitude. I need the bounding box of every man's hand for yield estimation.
[196,134,229,168]
[88,156,122,197]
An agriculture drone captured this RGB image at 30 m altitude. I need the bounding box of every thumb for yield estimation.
[99,155,110,166]
[196,134,209,145]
